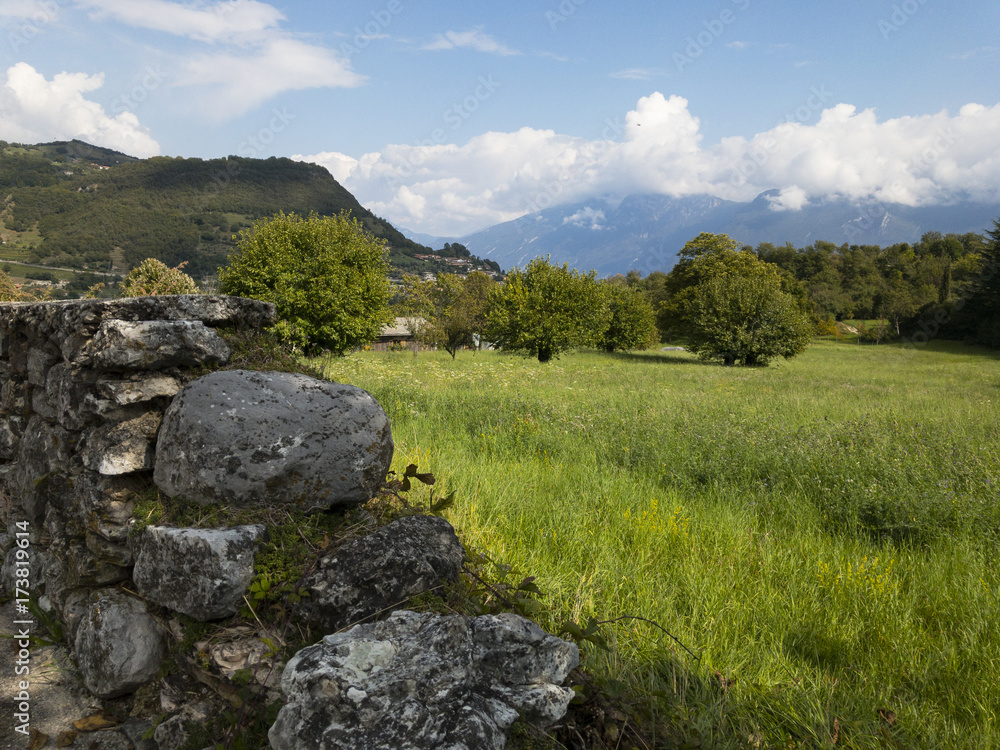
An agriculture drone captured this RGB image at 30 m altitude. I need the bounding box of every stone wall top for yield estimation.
[0,294,277,338]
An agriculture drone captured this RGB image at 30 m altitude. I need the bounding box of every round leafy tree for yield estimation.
[120,258,200,297]
[682,273,813,365]
[600,282,658,352]
[664,232,813,366]
[218,212,392,354]
[485,257,610,362]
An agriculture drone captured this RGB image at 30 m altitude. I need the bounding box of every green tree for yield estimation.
[665,233,812,366]
[485,257,610,362]
[218,211,392,354]
[681,273,814,366]
[119,258,200,297]
[423,274,475,358]
[600,282,658,352]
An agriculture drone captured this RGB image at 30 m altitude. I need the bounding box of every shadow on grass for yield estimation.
[598,349,704,366]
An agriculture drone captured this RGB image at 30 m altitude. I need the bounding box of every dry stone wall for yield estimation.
[0,295,577,749]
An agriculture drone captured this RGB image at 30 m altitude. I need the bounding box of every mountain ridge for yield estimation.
[451,192,998,276]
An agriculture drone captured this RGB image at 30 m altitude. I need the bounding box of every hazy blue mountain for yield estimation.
[456,193,998,276]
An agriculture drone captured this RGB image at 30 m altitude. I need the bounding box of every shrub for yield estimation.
[120,258,200,297]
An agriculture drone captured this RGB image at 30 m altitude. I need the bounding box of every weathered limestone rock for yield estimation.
[269,609,580,750]
[80,410,163,475]
[98,374,182,406]
[74,590,166,699]
[132,524,266,621]
[79,319,231,371]
[14,416,75,523]
[300,515,466,632]
[153,370,393,510]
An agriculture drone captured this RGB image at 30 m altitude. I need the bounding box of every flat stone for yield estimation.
[78,319,230,371]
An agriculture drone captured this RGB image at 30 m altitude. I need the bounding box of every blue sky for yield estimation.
[1,0,998,236]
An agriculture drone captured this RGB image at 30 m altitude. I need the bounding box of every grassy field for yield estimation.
[316,339,999,749]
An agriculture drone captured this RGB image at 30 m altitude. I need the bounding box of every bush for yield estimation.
[120,258,200,297]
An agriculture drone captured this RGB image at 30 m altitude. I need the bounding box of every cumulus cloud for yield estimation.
[422,27,520,55]
[0,63,160,156]
[0,0,55,17]
[766,185,809,211]
[296,93,1000,236]
[563,207,606,230]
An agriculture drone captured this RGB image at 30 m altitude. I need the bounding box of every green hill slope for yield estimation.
[0,140,496,281]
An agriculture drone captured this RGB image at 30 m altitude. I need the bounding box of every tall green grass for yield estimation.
[316,340,1000,748]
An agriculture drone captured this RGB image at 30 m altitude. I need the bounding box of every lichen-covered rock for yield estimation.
[14,416,75,523]
[269,609,580,750]
[74,590,165,699]
[132,524,266,621]
[153,370,393,510]
[78,319,231,371]
[300,515,466,632]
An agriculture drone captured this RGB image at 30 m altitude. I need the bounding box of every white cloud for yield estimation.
[563,207,606,230]
[727,41,749,50]
[0,63,160,157]
[77,0,363,119]
[422,27,520,56]
[76,0,284,43]
[0,0,55,17]
[177,37,365,118]
[296,93,1000,236]
[766,185,809,211]
[609,68,659,81]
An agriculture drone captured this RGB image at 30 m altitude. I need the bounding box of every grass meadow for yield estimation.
[315,339,999,749]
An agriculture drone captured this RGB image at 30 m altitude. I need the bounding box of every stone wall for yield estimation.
[0,295,577,749]
[0,297,274,627]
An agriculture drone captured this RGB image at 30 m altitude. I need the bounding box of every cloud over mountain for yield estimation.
[0,63,160,157]
[297,93,1000,237]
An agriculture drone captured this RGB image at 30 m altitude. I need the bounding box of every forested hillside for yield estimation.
[0,140,497,280]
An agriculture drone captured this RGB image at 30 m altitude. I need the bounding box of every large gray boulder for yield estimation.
[300,515,466,632]
[269,609,580,750]
[74,590,166,699]
[132,524,265,621]
[153,370,393,510]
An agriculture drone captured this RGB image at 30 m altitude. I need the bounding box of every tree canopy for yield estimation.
[485,257,610,362]
[218,211,392,354]
[664,233,813,366]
